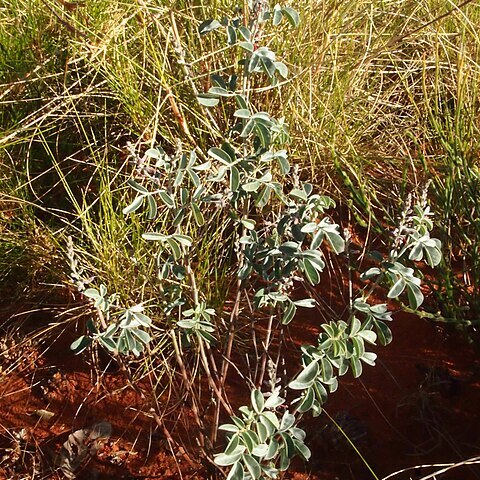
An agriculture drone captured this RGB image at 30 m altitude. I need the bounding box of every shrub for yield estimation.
[67,2,443,478]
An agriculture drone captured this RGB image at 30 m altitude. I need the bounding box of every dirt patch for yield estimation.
[304,313,480,480]
[1,303,479,479]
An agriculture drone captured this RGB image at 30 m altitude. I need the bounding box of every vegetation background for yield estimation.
[1,0,479,478]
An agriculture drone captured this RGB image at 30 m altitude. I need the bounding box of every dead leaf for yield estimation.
[55,422,112,478]
[30,409,55,421]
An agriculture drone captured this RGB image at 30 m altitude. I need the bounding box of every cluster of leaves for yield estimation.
[361,201,443,310]
[120,146,220,344]
[177,302,217,344]
[197,4,299,104]
[278,197,443,422]
[71,285,152,357]
[289,316,377,416]
[123,149,211,229]
[242,189,343,324]
[214,389,310,480]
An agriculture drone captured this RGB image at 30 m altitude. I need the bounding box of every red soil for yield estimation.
[0,302,479,480]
